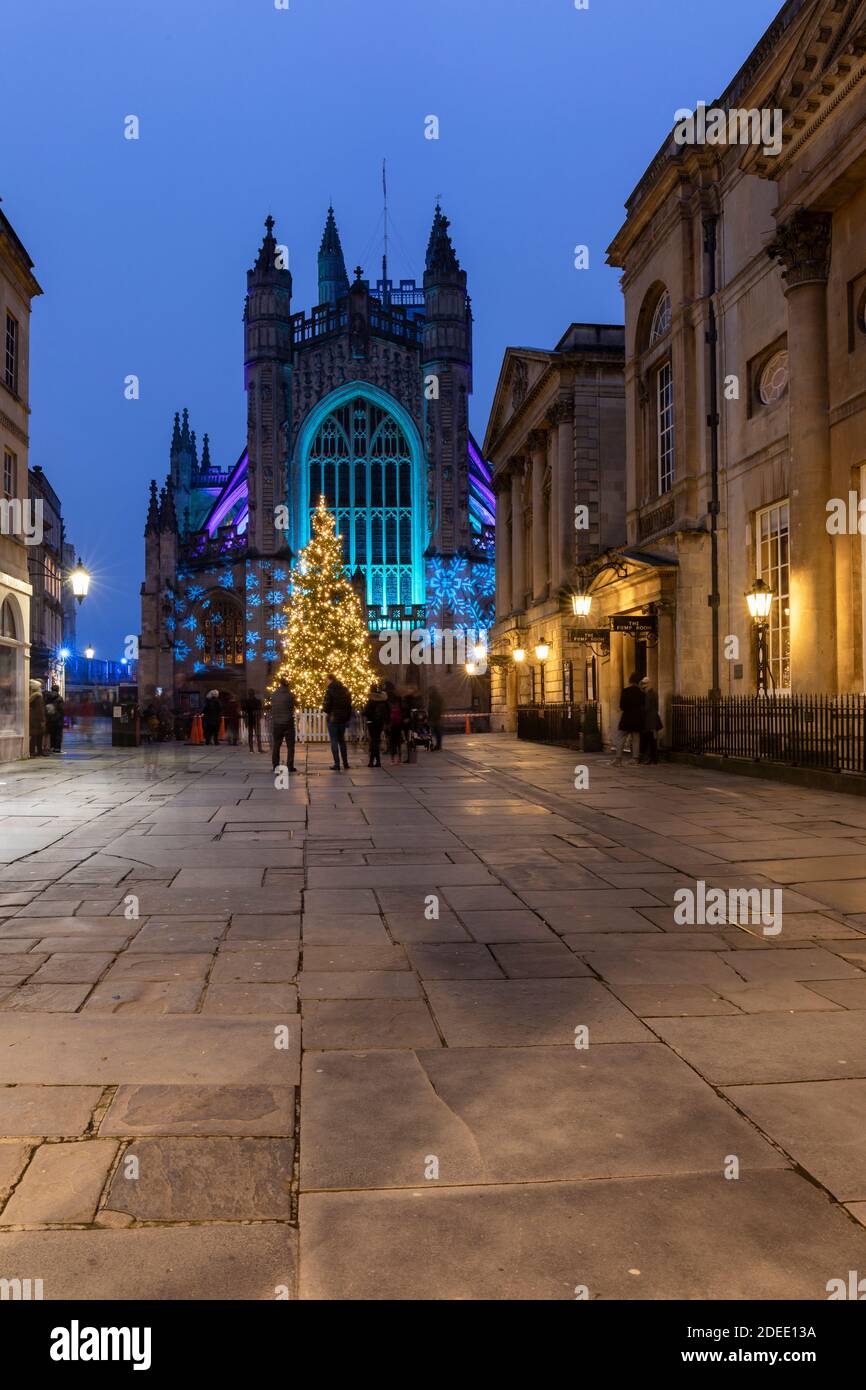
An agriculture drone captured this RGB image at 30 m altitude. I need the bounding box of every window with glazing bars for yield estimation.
[657,360,674,494]
[5,314,19,395]
[307,397,414,608]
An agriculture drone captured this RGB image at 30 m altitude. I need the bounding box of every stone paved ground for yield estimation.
[1,730,866,1299]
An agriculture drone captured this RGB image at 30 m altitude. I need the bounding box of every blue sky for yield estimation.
[3,0,781,655]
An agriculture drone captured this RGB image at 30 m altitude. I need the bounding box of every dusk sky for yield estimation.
[4,0,780,656]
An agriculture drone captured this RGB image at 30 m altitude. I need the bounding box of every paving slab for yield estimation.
[0,1143,31,1202]
[0,1015,299,1084]
[210,949,298,983]
[723,1079,866,1202]
[100,1084,295,1136]
[406,944,503,979]
[0,1086,101,1137]
[425,978,653,1046]
[302,1000,441,1050]
[301,945,410,972]
[202,983,298,1014]
[653,1012,866,1083]
[1,1139,117,1224]
[299,971,420,1000]
[0,1224,296,1299]
[458,911,559,943]
[299,1170,866,1300]
[302,1044,782,1190]
[105,1137,293,1220]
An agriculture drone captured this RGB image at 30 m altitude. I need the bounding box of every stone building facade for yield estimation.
[27,465,65,687]
[485,324,626,729]
[140,206,495,713]
[0,205,40,762]
[594,0,866,744]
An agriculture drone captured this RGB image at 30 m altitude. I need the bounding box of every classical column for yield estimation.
[607,630,623,752]
[529,429,548,602]
[494,471,512,619]
[767,211,835,692]
[510,461,526,613]
[550,398,575,592]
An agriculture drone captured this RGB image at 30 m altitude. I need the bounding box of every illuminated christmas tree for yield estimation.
[273,499,375,708]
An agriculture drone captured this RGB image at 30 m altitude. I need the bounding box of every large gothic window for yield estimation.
[307,397,414,608]
[199,597,244,666]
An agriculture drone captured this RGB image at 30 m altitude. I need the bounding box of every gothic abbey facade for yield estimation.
[139,205,494,709]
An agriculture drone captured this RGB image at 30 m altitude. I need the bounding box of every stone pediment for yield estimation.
[744,0,866,179]
[483,348,551,456]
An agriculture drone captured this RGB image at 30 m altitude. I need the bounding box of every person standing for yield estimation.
[271,678,297,772]
[323,672,352,772]
[44,685,65,753]
[224,691,241,746]
[243,689,264,752]
[364,682,388,768]
[610,672,644,767]
[28,680,46,757]
[427,684,445,752]
[638,676,662,764]
[202,689,222,746]
[386,691,403,765]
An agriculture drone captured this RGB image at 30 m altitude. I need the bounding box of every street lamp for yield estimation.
[572,592,592,618]
[746,579,773,695]
[534,639,550,663]
[69,557,91,605]
[512,645,526,664]
[465,661,477,676]
[84,646,95,661]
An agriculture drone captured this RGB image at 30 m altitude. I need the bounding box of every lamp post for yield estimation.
[534,637,550,705]
[746,579,773,696]
[572,592,592,619]
[84,646,95,661]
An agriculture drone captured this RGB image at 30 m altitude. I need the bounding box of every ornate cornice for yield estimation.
[767,209,832,288]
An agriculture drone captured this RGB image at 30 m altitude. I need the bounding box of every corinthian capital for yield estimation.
[527,429,546,455]
[767,210,832,290]
[549,397,575,427]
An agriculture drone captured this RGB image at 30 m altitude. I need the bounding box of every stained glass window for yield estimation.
[307,397,415,608]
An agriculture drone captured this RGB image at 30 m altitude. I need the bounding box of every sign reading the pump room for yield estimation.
[611,615,658,638]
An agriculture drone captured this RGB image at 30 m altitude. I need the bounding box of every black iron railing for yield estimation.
[671,694,866,775]
[517,702,584,746]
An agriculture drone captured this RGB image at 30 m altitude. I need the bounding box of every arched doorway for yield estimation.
[0,594,26,751]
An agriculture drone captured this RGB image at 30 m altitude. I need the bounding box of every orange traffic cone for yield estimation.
[190,714,204,745]
[218,717,226,742]
[465,714,471,735]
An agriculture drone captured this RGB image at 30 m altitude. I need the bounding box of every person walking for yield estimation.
[224,691,241,746]
[243,689,264,752]
[271,678,297,772]
[323,673,352,771]
[386,691,403,765]
[638,676,662,764]
[202,689,222,746]
[427,684,445,751]
[44,685,65,753]
[28,680,47,757]
[610,672,644,767]
[364,682,389,768]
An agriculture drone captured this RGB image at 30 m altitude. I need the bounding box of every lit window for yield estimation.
[4,314,19,395]
[200,599,244,665]
[650,291,671,344]
[756,501,790,691]
[758,350,789,406]
[657,361,675,494]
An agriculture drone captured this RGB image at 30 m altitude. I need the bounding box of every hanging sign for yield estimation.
[611,615,657,638]
[568,628,610,646]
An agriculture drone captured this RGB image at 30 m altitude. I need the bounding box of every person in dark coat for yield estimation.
[243,689,264,752]
[638,676,662,764]
[270,678,297,772]
[427,685,445,751]
[323,673,352,771]
[364,683,389,768]
[28,680,46,757]
[386,692,403,765]
[223,691,241,746]
[202,689,222,746]
[610,672,644,767]
[44,685,65,753]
